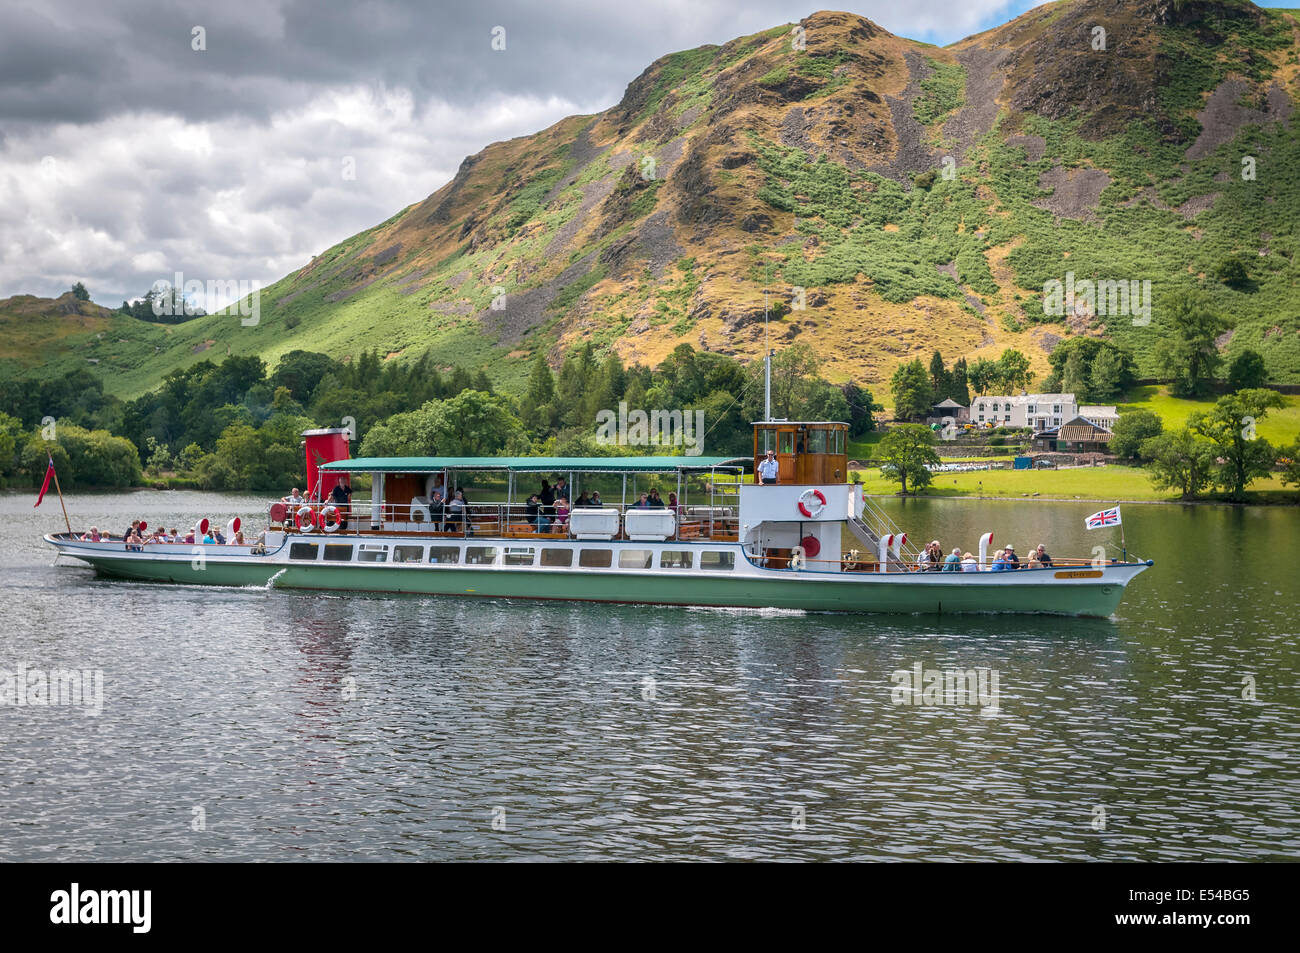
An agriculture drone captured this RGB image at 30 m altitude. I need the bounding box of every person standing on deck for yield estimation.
[330,478,352,531]
[757,450,779,485]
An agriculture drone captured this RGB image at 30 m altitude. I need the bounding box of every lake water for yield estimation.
[3,490,1297,861]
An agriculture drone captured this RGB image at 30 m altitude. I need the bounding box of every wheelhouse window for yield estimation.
[660,551,693,569]
[807,430,828,453]
[324,544,353,561]
[289,543,318,560]
[618,549,652,569]
[358,544,388,563]
[700,551,735,571]
[541,548,573,568]
[394,545,424,563]
[429,546,461,564]
[465,547,496,565]
[778,432,793,454]
[503,547,536,567]
[578,549,612,568]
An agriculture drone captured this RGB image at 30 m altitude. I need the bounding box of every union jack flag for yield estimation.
[1085,506,1121,529]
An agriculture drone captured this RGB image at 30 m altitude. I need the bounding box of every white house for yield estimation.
[1079,405,1119,430]
[970,393,1077,429]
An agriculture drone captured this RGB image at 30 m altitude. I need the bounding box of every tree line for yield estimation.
[0,343,881,491]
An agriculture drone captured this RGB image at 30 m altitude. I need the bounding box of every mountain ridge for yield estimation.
[3,0,1298,399]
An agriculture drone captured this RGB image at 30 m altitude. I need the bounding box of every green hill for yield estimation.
[4,0,1299,399]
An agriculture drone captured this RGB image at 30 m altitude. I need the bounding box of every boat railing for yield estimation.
[267,500,741,542]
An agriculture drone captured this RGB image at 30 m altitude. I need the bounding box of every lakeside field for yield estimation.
[854,464,1295,503]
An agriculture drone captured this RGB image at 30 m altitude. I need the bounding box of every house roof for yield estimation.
[972,393,1075,405]
[322,455,747,474]
[932,398,965,408]
[1058,416,1114,442]
[1079,405,1119,416]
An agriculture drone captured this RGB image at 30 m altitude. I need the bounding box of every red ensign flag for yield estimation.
[34,454,54,507]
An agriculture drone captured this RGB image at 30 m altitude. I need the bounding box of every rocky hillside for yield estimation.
[5,0,1299,397]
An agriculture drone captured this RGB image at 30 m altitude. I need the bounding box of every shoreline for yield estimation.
[869,492,1300,507]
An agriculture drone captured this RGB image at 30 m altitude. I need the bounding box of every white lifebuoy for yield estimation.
[790,546,805,570]
[319,505,342,533]
[797,488,827,519]
[295,505,316,532]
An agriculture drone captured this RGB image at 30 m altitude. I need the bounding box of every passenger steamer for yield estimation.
[45,419,1152,616]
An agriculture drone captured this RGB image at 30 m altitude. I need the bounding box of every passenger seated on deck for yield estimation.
[633,492,650,509]
[648,489,666,508]
[125,529,144,552]
[446,490,466,533]
[183,529,195,544]
[213,528,226,544]
[961,551,978,572]
[1026,544,1041,569]
[202,529,216,544]
[230,530,245,545]
[81,526,101,542]
[122,519,142,542]
[554,497,570,527]
[574,491,591,507]
[1035,544,1053,567]
[942,547,962,572]
[526,493,548,531]
[283,487,304,505]
[989,549,1008,572]
[589,491,602,508]
[1004,543,1020,569]
[168,528,179,543]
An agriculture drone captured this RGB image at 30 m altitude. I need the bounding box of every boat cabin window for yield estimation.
[700,551,735,571]
[807,430,827,453]
[761,429,775,454]
[465,547,497,565]
[358,544,388,563]
[779,432,793,454]
[324,544,353,562]
[541,548,573,568]
[503,547,536,567]
[578,549,612,568]
[394,545,424,563]
[618,549,652,570]
[289,542,318,560]
[660,550,693,569]
[429,546,461,565]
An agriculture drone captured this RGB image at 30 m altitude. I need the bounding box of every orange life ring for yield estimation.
[797,488,827,518]
[295,505,316,532]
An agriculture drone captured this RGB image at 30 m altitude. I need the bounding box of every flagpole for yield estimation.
[52,459,72,536]
[1117,501,1126,563]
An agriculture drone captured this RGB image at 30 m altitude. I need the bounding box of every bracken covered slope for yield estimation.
[4,0,1299,397]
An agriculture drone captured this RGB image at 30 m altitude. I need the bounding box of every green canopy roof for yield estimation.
[321,455,746,474]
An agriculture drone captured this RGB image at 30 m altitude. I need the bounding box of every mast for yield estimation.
[763,267,771,421]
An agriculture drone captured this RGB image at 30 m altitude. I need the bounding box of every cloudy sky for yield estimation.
[0,0,1284,309]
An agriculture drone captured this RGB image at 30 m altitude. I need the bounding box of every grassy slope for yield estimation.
[2,3,1298,401]
[1117,385,1300,444]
